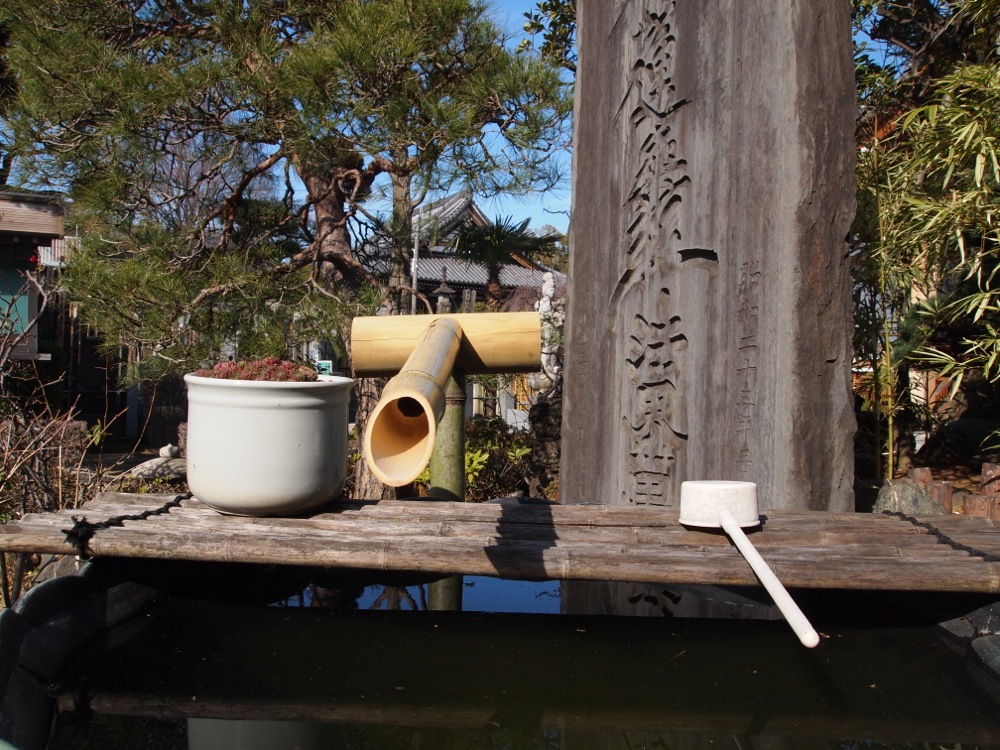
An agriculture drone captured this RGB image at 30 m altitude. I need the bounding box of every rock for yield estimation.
[872,478,946,516]
[958,600,1000,636]
[0,573,163,749]
[969,635,1000,704]
[159,443,180,458]
[129,456,186,480]
[30,555,83,585]
[938,600,1000,648]
[0,668,52,750]
[939,615,977,643]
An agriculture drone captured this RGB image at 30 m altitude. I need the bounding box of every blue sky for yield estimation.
[474,0,573,235]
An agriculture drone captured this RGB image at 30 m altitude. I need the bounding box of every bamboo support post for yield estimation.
[429,371,466,503]
[426,371,466,611]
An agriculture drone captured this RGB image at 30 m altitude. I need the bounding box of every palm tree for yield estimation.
[451,215,561,309]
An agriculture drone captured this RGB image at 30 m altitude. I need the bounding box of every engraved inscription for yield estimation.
[622,293,687,504]
[614,0,696,506]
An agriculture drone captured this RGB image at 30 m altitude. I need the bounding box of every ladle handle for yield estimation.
[717,507,820,648]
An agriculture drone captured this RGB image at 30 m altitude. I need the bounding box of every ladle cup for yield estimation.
[679,480,820,648]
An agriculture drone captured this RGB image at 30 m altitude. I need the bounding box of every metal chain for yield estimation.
[883,510,1000,563]
[62,493,190,560]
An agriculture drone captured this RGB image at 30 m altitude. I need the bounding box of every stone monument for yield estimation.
[562,0,856,512]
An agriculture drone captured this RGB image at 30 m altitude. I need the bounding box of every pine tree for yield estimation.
[2,0,570,375]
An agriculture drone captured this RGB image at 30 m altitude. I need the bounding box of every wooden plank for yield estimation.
[50,494,940,533]
[2,493,999,593]
[0,498,980,546]
[0,496,975,549]
[72,518,974,562]
[20,520,1000,592]
[8,509,967,559]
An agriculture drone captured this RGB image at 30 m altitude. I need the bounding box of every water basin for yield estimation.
[42,571,1000,750]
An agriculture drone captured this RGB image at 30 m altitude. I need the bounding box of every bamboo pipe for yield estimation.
[363,318,463,487]
[351,312,541,377]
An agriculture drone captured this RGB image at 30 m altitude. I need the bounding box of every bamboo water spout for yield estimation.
[363,318,462,487]
[353,312,541,488]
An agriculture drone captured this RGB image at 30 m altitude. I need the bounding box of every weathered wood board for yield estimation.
[2,493,998,593]
[563,1,856,511]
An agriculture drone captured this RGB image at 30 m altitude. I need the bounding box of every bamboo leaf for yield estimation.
[974,293,992,322]
[943,159,957,188]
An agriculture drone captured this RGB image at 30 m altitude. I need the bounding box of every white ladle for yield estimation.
[679,480,820,648]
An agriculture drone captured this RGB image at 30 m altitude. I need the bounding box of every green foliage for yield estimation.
[463,449,491,486]
[111,475,188,496]
[520,0,576,74]
[462,417,532,501]
[87,420,108,447]
[416,416,531,502]
[451,215,561,308]
[0,22,15,184]
[851,0,1000,475]
[878,63,1000,401]
[3,0,570,381]
[852,130,925,478]
[532,224,569,273]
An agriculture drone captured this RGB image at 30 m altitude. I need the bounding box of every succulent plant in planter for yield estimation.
[193,357,319,382]
[184,358,353,516]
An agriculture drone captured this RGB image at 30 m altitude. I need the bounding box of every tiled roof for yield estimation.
[417,252,566,290]
[413,190,489,241]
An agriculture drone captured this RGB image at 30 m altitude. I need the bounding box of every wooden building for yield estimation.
[0,191,64,360]
[410,191,567,313]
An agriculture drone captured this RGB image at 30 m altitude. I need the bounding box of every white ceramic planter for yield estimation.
[184,373,353,516]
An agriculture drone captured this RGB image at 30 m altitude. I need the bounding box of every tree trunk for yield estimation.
[388,169,414,314]
[299,170,359,285]
[299,160,402,502]
[352,376,398,501]
[353,166,417,501]
[484,266,503,310]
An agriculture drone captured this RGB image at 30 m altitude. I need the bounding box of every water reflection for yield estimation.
[291,576,561,613]
[48,581,1000,750]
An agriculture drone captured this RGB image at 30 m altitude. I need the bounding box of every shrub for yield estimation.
[417,417,531,502]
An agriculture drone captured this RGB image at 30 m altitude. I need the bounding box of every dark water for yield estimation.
[49,575,1000,750]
